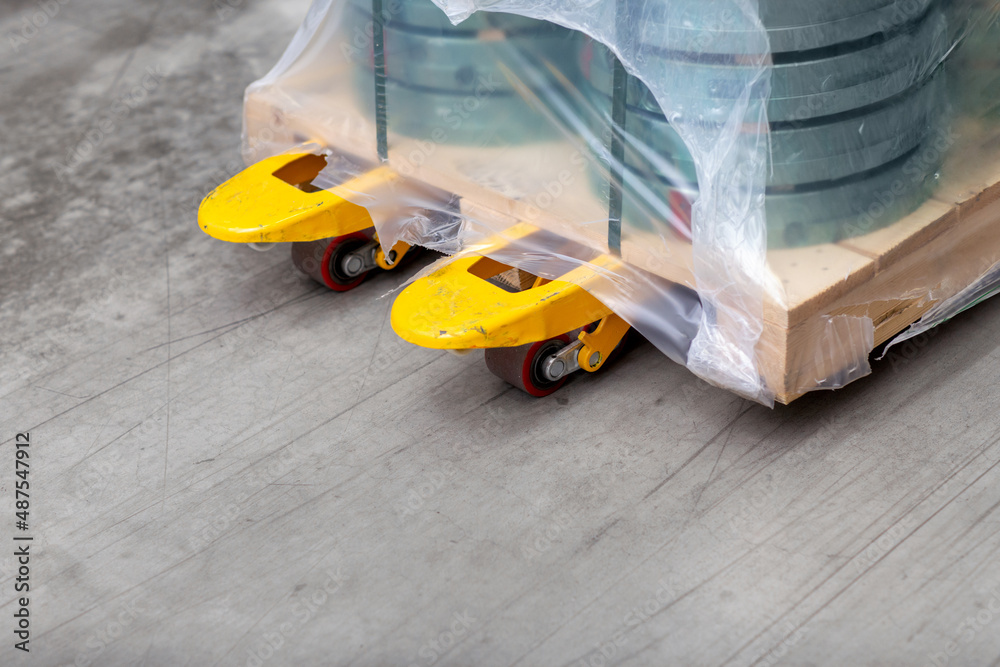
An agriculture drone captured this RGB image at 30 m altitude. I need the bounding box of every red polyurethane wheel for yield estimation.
[290,232,370,291]
[484,335,571,397]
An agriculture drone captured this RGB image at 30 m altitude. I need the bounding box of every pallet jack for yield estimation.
[391,222,634,396]
[199,153,413,290]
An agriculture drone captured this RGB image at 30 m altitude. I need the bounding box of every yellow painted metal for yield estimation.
[577,313,631,372]
[374,237,412,270]
[198,153,397,244]
[391,227,617,349]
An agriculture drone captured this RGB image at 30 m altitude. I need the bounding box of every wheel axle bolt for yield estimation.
[344,255,365,276]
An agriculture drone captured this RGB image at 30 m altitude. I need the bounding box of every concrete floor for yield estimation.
[3,1,1000,665]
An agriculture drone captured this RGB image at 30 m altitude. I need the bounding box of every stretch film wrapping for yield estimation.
[238,0,1000,404]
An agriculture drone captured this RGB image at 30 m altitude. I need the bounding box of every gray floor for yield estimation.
[3,1,1000,665]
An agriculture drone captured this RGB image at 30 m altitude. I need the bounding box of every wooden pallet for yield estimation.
[759,118,1000,402]
[245,81,1000,403]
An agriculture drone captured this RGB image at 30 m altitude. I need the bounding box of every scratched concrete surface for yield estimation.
[3,1,1000,666]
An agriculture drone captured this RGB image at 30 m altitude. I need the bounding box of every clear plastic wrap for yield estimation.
[236,0,1000,405]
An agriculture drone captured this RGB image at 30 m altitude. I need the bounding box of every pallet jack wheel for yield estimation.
[484,335,571,398]
[290,232,370,292]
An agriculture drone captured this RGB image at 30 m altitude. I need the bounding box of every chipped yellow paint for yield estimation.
[198,154,397,243]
